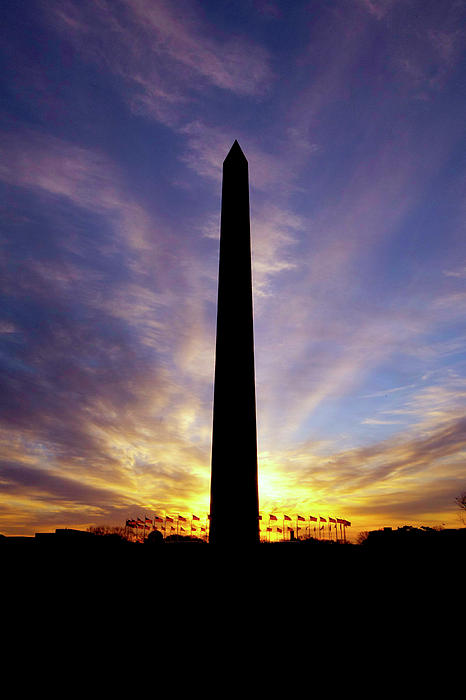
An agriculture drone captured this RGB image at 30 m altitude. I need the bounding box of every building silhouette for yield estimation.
[209,141,260,544]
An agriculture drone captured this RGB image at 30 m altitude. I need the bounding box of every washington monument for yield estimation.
[209,141,260,545]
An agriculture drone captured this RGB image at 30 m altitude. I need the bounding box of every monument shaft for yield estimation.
[209,141,259,545]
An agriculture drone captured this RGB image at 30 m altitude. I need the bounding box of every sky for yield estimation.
[1,0,466,540]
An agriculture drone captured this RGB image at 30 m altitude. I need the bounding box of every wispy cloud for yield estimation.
[0,128,217,533]
[47,0,273,126]
[361,385,417,399]
[443,265,466,278]
[0,129,162,254]
[362,418,404,425]
[358,0,397,20]
[258,382,466,532]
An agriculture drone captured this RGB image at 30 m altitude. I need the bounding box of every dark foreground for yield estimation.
[2,527,464,579]
[2,532,464,626]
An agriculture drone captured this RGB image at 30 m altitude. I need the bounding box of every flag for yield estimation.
[266,527,272,532]
[276,527,282,533]
[319,516,327,522]
[328,517,336,523]
[309,516,317,522]
[145,517,152,524]
[284,515,291,521]
[192,515,200,521]
[154,516,163,522]
[178,515,187,522]
[192,526,196,531]
[201,527,206,532]
[345,520,351,527]
[336,518,345,524]
[137,518,144,525]
[165,516,173,523]
[269,514,277,521]
[180,527,185,532]
[297,515,305,521]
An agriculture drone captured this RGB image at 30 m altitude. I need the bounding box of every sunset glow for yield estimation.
[1,0,466,540]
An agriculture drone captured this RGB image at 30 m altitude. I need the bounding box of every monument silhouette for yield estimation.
[209,141,260,545]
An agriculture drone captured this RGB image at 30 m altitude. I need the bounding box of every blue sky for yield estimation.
[1,0,466,537]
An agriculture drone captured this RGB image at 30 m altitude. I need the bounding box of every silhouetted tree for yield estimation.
[456,492,466,524]
[145,530,163,545]
[357,531,369,544]
[88,526,130,540]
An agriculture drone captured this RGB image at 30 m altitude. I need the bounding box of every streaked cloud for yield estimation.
[258,382,466,531]
[48,0,273,128]
[1,0,465,538]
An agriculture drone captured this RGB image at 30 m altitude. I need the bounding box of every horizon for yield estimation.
[1,0,466,539]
